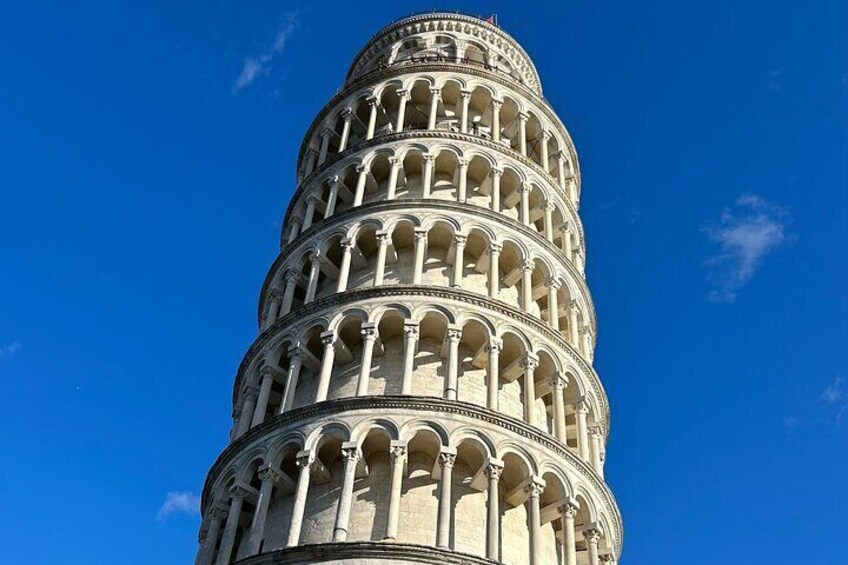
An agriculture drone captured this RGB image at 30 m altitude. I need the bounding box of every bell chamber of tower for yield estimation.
[197,12,622,565]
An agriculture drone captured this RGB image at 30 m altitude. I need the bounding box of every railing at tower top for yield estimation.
[347,54,527,90]
[385,10,501,29]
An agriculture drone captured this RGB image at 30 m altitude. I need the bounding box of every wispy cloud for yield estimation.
[234,13,298,92]
[768,68,785,91]
[158,491,200,521]
[0,341,22,359]
[703,194,789,302]
[820,377,848,425]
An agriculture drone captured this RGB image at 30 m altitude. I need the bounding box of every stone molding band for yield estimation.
[296,65,580,186]
[235,541,496,564]
[237,284,609,428]
[286,130,585,246]
[201,395,623,546]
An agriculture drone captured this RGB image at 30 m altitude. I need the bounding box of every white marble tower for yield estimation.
[197,12,622,565]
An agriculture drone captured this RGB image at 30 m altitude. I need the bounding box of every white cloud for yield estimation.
[703,194,789,302]
[158,491,200,521]
[0,341,22,359]
[821,377,844,405]
[233,13,298,92]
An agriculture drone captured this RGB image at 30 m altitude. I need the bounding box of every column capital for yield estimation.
[422,153,436,163]
[258,464,284,484]
[524,476,546,497]
[366,96,378,107]
[287,344,303,360]
[268,287,284,303]
[228,484,250,500]
[484,458,504,480]
[460,89,472,100]
[413,227,428,241]
[546,277,562,289]
[491,166,503,177]
[446,325,463,342]
[540,129,553,141]
[361,322,378,341]
[320,330,337,346]
[544,200,556,212]
[551,373,568,390]
[341,444,361,463]
[454,233,467,245]
[260,364,285,381]
[487,336,503,352]
[209,505,228,521]
[487,242,503,255]
[242,384,260,402]
[295,449,315,469]
[584,528,602,543]
[403,321,420,338]
[285,269,301,283]
[573,398,590,414]
[518,111,530,122]
[457,158,469,169]
[438,451,456,469]
[340,237,355,250]
[395,88,410,99]
[428,86,441,95]
[387,156,401,167]
[375,229,390,242]
[522,259,535,272]
[559,221,573,234]
[558,498,580,517]
[309,250,322,264]
[567,300,581,314]
[319,126,332,137]
[389,441,408,461]
[588,424,603,438]
[491,97,503,108]
[600,554,616,563]
[341,107,353,119]
[355,163,367,173]
[523,353,539,371]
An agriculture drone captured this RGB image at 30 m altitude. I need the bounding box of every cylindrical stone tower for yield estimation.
[198,12,622,565]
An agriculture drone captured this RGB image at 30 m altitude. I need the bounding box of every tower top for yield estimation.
[344,11,543,95]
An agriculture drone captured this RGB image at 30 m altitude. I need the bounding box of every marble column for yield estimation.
[547,278,561,331]
[338,109,352,152]
[486,337,502,410]
[280,347,303,413]
[401,322,418,394]
[412,228,427,284]
[452,234,466,288]
[559,501,579,565]
[490,167,502,212]
[332,445,361,542]
[385,443,407,540]
[485,460,503,560]
[215,485,247,565]
[551,373,568,442]
[457,159,469,202]
[336,238,354,292]
[487,243,501,299]
[365,97,378,139]
[575,399,590,461]
[251,365,279,426]
[386,158,401,200]
[460,90,472,133]
[315,331,337,402]
[395,89,409,133]
[304,254,321,303]
[427,87,440,130]
[286,451,314,547]
[436,451,456,548]
[356,323,378,396]
[198,506,227,565]
[518,112,529,156]
[585,528,602,565]
[589,425,604,475]
[522,260,534,311]
[491,99,502,142]
[280,271,299,316]
[445,326,462,400]
[526,479,545,565]
[353,164,368,206]
[374,230,390,285]
[422,154,435,198]
[523,354,538,426]
[244,465,282,555]
[317,128,331,165]
[236,386,259,437]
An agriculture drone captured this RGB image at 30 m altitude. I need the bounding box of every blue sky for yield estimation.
[1,1,846,563]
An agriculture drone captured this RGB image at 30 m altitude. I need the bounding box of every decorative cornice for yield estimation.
[202,396,623,550]
[235,541,498,564]
[238,285,608,432]
[295,63,581,190]
[286,130,584,240]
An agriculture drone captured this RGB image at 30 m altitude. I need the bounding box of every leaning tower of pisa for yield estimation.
[197,12,622,565]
